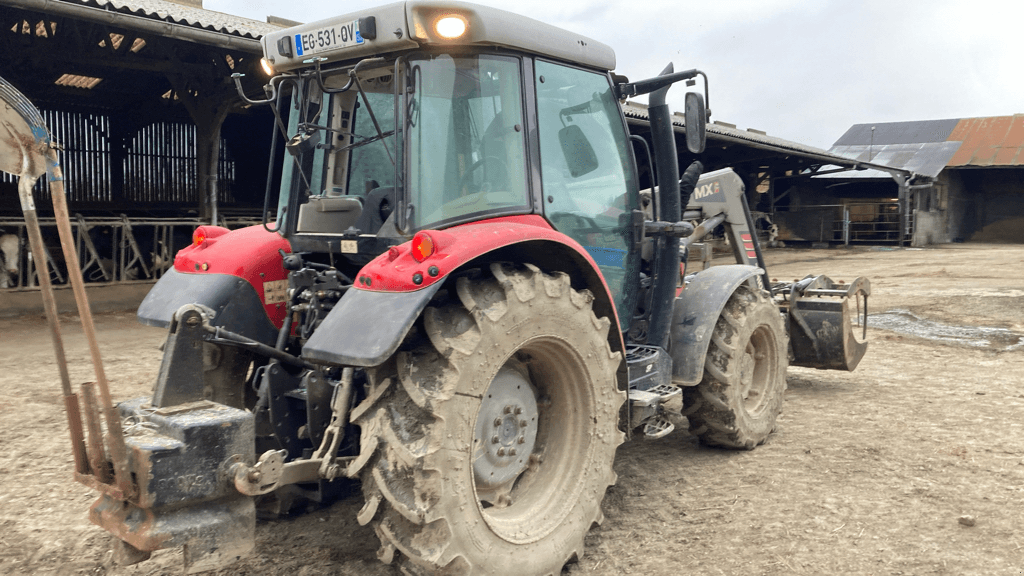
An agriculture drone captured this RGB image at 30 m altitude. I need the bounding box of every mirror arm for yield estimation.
[615,68,701,99]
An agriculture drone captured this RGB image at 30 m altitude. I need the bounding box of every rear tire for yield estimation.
[684,284,788,449]
[350,263,624,575]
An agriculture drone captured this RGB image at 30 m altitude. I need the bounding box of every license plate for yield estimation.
[294,19,364,58]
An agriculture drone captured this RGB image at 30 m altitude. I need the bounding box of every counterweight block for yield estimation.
[89,397,256,573]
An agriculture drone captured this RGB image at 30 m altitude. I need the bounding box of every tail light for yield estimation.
[411,231,435,262]
[192,225,229,247]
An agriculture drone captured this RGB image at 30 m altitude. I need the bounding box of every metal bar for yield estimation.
[80,381,110,482]
[739,192,772,295]
[680,212,727,249]
[46,151,134,497]
[205,324,318,371]
[18,175,89,475]
[843,206,850,246]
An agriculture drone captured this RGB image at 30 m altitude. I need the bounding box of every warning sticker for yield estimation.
[263,279,288,304]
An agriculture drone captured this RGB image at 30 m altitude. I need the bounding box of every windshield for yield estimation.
[405,54,530,230]
[275,64,398,235]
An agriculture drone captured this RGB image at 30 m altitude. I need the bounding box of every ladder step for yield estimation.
[643,417,674,439]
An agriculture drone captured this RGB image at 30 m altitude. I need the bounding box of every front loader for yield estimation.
[1,2,869,574]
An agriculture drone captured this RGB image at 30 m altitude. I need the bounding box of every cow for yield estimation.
[0,232,20,288]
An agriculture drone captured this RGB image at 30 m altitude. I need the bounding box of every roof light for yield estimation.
[435,15,467,39]
[260,57,275,76]
[411,232,436,262]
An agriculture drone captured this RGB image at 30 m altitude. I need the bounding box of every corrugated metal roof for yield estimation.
[622,101,912,178]
[833,119,960,146]
[832,114,1024,170]
[81,0,282,39]
[828,142,961,178]
[947,115,1024,166]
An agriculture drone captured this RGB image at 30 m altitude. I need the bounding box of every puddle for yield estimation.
[870,309,1024,351]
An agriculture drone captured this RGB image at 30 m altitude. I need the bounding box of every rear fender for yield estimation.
[138,225,291,340]
[670,265,764,386]
[138,269,279,346]
[303,215,624,370]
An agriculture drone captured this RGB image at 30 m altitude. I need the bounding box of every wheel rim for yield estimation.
[472,337,593,544]
[472,361,539,505]
[740,324,776,415]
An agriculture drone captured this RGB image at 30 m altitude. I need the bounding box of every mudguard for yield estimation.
[302,282,444,366]
[304,214,626,368]
[137,269,279,346]
[670,264,763,387]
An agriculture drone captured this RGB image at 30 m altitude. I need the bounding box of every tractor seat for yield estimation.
[355,186,396,235]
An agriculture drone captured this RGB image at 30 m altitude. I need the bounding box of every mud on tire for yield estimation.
[349,263,624,575]
[684,284,788,449]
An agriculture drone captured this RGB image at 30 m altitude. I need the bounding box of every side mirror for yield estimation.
[684,92,706,154]
[559,124,599,178]
[286,128,320,157]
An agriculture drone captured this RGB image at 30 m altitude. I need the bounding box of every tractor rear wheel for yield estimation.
[350,263,623,575]
[684,284,788,449]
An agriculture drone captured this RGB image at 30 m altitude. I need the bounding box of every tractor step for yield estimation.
[628,383,681,437]
[626,345,681,435]
[642,416,675,439]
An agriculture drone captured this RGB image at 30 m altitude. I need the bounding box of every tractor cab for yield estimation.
[246,2,647,326]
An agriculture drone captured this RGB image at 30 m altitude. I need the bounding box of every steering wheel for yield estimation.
[458,156,509,194]
[549,212,606,235]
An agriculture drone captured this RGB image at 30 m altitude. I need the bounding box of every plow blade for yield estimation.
[784,275,870,371]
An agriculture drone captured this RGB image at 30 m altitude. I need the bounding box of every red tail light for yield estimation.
[411,232,435,262]
[192,225,229,247]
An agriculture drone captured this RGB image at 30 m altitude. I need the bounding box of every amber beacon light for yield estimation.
[435,15,468,39]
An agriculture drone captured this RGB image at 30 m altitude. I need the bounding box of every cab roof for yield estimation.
[261,1,616,73]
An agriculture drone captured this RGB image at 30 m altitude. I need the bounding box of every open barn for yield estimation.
[827,116,1024,245]
[1,0,281,299]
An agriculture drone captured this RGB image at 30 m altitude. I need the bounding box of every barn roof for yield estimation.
[3,0,284,52]
[622,102,914,181]
[829,115,1024,176]
[82,0,282,39]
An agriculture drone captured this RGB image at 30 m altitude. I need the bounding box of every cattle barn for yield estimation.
[0,0,282,294]
[825,116,1024,245]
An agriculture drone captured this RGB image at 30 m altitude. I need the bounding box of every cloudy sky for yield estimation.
[205,0,1023,150]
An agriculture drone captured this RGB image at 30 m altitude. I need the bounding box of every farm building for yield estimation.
[1,0,283,290]
[823,115,1024,245]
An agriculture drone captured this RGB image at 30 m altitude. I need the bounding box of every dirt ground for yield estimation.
[2,243,1023,576]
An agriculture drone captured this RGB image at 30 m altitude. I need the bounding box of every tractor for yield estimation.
[2,2,870,574]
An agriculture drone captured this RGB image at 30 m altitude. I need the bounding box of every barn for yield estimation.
[1,0,928,314]
[826,115,1024,245]
[1,0,283,295]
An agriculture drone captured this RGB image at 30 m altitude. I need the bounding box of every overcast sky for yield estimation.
[205,0,1023,150]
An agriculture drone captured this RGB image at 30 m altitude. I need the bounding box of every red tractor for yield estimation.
[22,2,869,574]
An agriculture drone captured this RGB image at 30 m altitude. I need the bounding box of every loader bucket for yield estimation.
[786,275,870,371]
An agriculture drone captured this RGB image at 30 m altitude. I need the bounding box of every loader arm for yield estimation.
[675,168,871,373]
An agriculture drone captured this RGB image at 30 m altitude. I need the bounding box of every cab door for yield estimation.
[534,59,641,330]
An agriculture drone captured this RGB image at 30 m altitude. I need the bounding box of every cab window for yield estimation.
[535,60,638,323]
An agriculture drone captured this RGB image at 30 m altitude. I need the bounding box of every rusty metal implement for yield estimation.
[1,73,136,523]
[0,76,260,573]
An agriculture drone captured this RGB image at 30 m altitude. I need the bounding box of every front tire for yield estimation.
[350,263,624,575]
[684,284,788,449]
